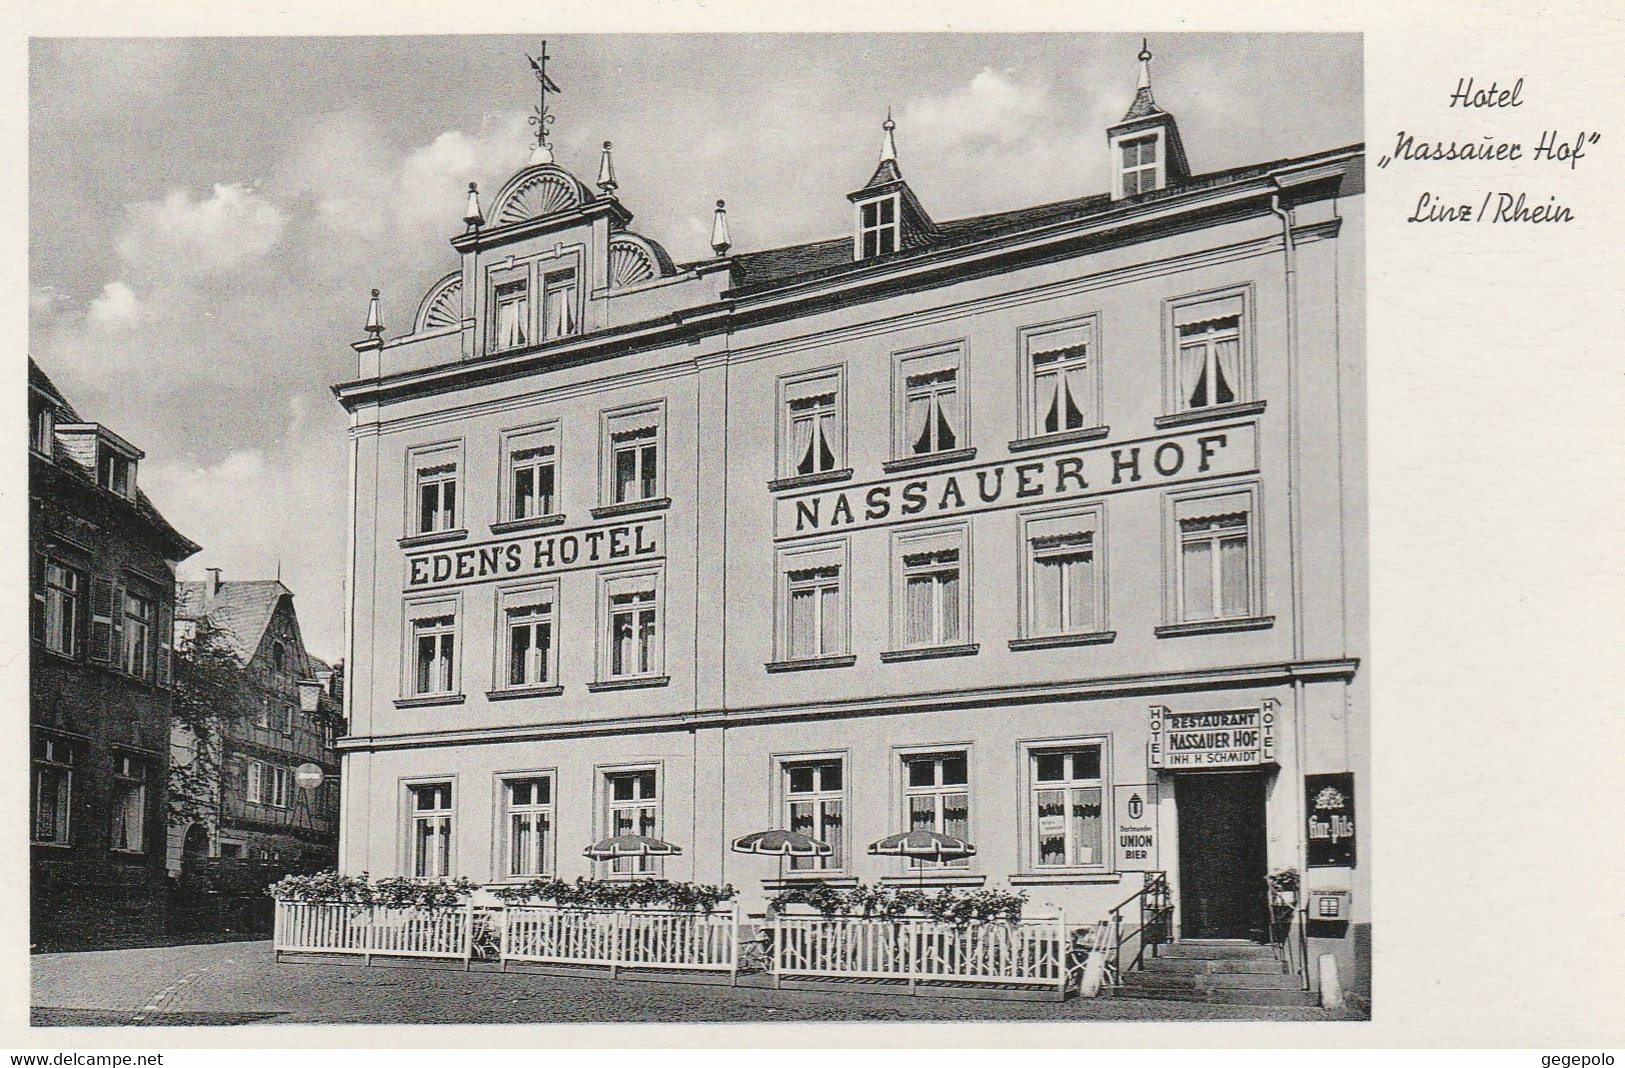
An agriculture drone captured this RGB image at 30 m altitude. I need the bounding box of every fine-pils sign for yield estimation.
[1149,703,1277,769]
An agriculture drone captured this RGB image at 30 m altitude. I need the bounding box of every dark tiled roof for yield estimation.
[727,145,1361,297]
[29,357,201,559]
[176,580,291,664]
[857,158,904,192]
[1120,86,1161,123]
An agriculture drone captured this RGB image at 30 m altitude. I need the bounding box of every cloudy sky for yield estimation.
[28,33,1361,661]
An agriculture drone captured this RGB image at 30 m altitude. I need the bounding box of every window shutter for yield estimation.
[31,554,45,643]
[156,599,173,689]
[89,577,115,664]
[109,581,126,672]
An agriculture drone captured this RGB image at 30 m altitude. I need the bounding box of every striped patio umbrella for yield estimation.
[582,834,683,860]
[869,829,976,888]
[730,830,832,858]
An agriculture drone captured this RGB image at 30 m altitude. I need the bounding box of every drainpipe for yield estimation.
[1270,191,1312,934]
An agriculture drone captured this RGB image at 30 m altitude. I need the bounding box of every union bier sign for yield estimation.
[1149,701,1277,769]
[404,516,664,591]
[774,422,1258,539]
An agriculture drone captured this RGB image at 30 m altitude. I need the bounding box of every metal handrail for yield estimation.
[1105,870,1173,983]
[1264,886,1311,989]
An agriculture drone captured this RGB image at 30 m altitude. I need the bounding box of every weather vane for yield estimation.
[526,42,562,164]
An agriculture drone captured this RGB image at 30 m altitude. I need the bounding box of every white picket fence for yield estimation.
[771,911,1071,994]
[501,903,739,978]
[274,901,476,964]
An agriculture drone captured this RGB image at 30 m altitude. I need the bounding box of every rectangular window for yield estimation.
[1121,136,1159,195]
[1171,293,1248,413]
[122,589,153,679]
[783,760,844,871]
[412,614,458,695]
[504,425,560,522]
[903,549,961,647]
[604,769,658,875]
[97,447,133,496]
[787,566,842,660]
[1022,506,1106,639]
[1179,513,1251,621]
[608,589,658,678]
[252,764,292,809]
[30,398,53,455]
[601,405,665,508]
[858,196,899,258]
[503,776,554,878]
[111,754,146,853]
[38,559,81,657]
[31,737,72,845]
[894,347,966,461]
[1024,319,1099,438]
[409,782,454,878]
[542,270,579,340]
[415,459,459,534]
[786,392,839,476]
[1031,746,1103,868]
[902,753,970,868]
[502,590,556,689]
[492,279,529,350]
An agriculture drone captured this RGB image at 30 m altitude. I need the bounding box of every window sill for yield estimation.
[32,841,73,850]
[768,468,854,493]
[1008,872,1122,886]
[392,693,467,709]
[1007,426,1111,453]
[590,497,671,521]
[485,684,565,701]
[881,447,978,474]
[879,873,986,888]
[765,654,857,674]
[399,529,469,549]
[586,675,670,692]
[879,643,979,663]
[1153,400,1266,429]
[1008,631,1117,651]
[110,848,147,857]
[762,875,859,891]
[490,514,567,536]
[1155,616,1276,638]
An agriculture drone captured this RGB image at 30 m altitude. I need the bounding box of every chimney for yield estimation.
[205,567,223,601]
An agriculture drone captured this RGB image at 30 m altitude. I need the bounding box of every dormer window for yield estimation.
[97,446,134,498]
[492,279,530,350]
[1120,136,1160,196]
[857,196,899,259]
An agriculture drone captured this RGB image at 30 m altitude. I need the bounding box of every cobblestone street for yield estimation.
[31,940,1363,1027]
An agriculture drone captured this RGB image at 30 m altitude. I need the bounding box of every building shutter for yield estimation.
[109,581,126,672]
[156,599,173,689]
[89,576,115,663]
[30,553,45,643]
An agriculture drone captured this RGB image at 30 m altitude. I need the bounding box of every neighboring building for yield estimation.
[28,358,200,950]
[333,47,1368,998]
[169,573,344,873]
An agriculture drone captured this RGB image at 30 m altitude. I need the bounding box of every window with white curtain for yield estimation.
[787,394,838,475]
[409,442,462,535]
[409,782,453,878]
[601,570,662,680]
[902,752,970,868]
[499,584,557,689]
[1030,532,1099,636]
[1172,490,1257,623]
[1171,293,1248,412]
[31,737,72,846]
[110,754,146,853]
[408,608,458,697]
[503,776,554,878]
[492,279,529,351]
[783,760,845,871]
[504,424,560,522]
[892,525,969,651]
[894,347,966,461]
[1024,319,1099,438]
[786,566,842,659]
[604,769,659,875]
[602,404,665,508]
[1030,745,1104,868]
[542,270,579,339]
[38,559,81,657]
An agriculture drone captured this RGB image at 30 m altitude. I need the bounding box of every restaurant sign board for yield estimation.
[1149,703,1277,769]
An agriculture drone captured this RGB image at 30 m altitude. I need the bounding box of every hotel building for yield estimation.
[333,45,1368,996]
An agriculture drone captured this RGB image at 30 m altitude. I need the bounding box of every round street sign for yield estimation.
[295,762,325,790]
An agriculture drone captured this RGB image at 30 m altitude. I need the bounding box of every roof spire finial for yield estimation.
[1137,38,1153,92]
[526,42,562,165]
[365,289,383,336]
[598,141,618,194]
[711,199,731,257]
[879,108,898,164]
[463,182,484,230]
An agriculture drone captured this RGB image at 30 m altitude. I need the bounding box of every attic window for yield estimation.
[97,446,135,498]
[1121,136,1160,195]
[30,396,53,456]
[858,196,899,258]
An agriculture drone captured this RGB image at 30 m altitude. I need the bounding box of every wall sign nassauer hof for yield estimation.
[1149,702,1277,769]
[774,422,1258,539]
[404,516,664,591]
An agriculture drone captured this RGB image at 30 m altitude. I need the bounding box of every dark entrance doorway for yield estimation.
[1176,772,1268,940]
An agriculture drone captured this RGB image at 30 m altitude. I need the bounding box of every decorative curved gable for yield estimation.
[414,271,463,333]
[607,233,677,288]
[491,165,588,226]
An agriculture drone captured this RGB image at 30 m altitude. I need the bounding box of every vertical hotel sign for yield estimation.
[1149,701,1277,769]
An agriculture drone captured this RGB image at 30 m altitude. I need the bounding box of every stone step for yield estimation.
[1111,984,1319,1008]
[1157,940,1278,961]
[1122,971,1303,991]
[1141,956,1288,975]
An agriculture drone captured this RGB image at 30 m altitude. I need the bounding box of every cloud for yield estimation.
[901,68,1060,148]
[115,183,286,282]
[87,280,144,328]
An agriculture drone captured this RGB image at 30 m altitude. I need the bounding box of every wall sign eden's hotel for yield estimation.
[775,422,1258,539]
[405,516,664,591]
